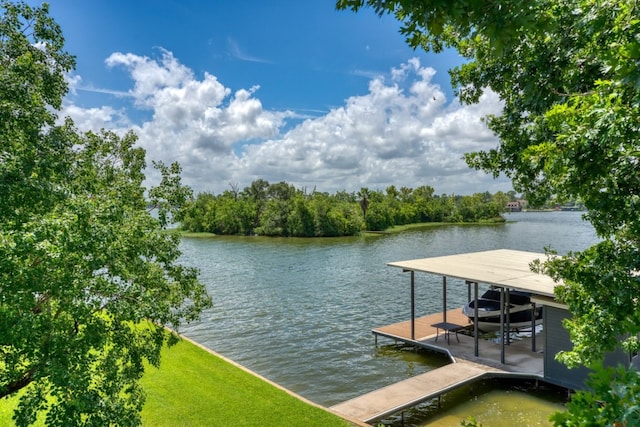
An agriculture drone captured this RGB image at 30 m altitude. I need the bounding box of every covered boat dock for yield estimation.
[331,249,562,425]
[382,249,557,363]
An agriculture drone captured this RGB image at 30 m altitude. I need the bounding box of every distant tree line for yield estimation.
[179,180,514,236]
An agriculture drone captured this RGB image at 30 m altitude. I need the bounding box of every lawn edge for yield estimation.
[177,333,370,427]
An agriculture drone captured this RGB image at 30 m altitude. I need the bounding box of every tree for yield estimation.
[490,192,510,216]
[457,194,483,222]
[267,181,296,201]
[256,198,290,236]
[180,192,217,232]
[242,178,270,228]
[0,2,211,425]
[357,187,370,220]
[288,194,315,237]
[338,0,640,423]
[363,190,393,230]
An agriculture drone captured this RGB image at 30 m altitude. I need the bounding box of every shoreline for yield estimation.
[177,217,508,239]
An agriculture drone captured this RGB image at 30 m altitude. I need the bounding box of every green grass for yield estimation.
[140,338,351,427]
[365,219,505,235]
[175,231,217,238]
[1,338,351,427]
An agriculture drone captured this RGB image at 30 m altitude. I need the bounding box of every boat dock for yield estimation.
[373,308,470,345]
[329,250,560,425]
[330,310,544,425]
[370,310,543,374]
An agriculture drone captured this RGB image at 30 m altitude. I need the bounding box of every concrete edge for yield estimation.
[177,333,371,427]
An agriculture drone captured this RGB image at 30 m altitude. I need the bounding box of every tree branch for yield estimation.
[0,368,35,399]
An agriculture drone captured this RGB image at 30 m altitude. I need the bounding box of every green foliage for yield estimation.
[338,0,640,423]
[460,416,483,427]
[549,365,640,426]
[256,199,291,236]
[288,195,314,236]
[1,336,350,427]
[180,180,511,235]
[148,161,193,227]
[0,2,211,425]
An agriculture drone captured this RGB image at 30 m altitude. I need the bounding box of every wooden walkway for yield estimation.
[330,360,502,424]
[330,310,545,424]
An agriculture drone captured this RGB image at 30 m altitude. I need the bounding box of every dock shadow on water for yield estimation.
[379,378,568,427]
[374,343,451,371]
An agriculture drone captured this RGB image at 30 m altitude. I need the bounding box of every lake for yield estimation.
[179,211,599,426]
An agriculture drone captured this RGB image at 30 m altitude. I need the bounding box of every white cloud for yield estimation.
[106,49,205,106]
[63,52,509,195]
[61,104,131,132]
[237,58,505,193]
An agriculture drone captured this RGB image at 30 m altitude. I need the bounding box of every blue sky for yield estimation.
[42,0,509,195]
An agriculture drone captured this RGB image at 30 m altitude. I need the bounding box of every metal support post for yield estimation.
[500,287,505,364]
[410,270,415,340]
[474,281,479,357]
[442,276,447,323]
[531,302,537,352]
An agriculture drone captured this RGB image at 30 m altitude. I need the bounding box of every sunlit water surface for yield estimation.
[179,211,598,426]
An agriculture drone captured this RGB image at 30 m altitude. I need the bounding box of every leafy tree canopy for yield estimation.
[337,0,640,425]
[339,0,640,362]
[0,2,211,425]
[338,0,640,424]
[181,181,511,236]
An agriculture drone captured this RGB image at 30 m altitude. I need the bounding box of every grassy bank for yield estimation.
[140,337,352,427]
[366,218,506,235]
[0,337,352,427]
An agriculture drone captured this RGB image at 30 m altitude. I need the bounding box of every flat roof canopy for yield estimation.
[387,249,561,298]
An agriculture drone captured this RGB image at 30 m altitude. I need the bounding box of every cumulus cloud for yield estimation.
[93,50,290,186]
[62,51,508,195]
[238,58,505,193]
[61,104,131,131]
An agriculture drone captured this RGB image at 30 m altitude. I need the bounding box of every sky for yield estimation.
[41,0,510,196]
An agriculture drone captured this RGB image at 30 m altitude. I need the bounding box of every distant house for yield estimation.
[506,201,522,212]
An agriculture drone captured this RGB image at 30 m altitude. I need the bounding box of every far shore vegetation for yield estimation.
[179,217,508,239]
[178,179,519,237]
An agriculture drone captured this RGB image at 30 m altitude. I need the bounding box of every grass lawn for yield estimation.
[0,337,353,427]
[140,338,352,427]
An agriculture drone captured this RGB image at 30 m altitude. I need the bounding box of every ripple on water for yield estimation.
[178,212,595,420]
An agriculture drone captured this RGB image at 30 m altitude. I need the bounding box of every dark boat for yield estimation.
[462,289,542,331]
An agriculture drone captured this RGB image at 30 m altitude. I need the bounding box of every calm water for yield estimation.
[179,211,598,426]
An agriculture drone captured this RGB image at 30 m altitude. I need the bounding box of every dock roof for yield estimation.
[387,249,561,298]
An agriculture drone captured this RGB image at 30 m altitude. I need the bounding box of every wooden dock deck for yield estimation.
[330,360,502,424]
[373,308,471,343]
[330,310,545,425]
[372,310,543,374]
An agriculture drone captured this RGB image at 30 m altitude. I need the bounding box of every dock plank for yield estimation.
[330,361,500,424]
[373,308,471,341]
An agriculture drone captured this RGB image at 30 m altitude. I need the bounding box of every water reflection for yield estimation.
[385,379,568,427]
